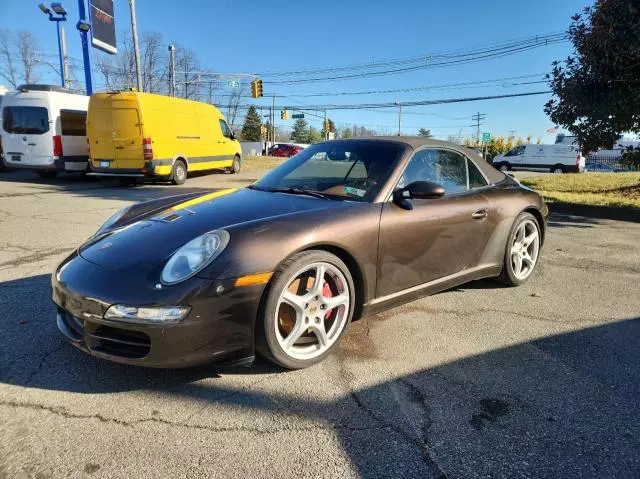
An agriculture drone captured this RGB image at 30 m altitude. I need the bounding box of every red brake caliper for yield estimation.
[322,281,335,320]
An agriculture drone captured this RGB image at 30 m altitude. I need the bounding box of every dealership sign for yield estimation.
[90,0,116,54]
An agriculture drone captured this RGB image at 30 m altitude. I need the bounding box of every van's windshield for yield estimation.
[2,106,49,134]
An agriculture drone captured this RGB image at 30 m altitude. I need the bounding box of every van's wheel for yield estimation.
[499,212,541,286]
[171,160,187,185]
[38,171,58,179]
[551,165,565,174]
[498,162,511,172]
[229,155,241,174]
[256,250,355,369]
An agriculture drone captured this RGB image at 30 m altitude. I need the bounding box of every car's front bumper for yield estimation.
[52,252,265,368]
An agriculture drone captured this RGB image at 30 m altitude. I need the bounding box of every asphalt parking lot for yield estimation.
[1,169,639,478]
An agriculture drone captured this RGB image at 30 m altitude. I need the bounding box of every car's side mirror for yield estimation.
[393,181,445,210]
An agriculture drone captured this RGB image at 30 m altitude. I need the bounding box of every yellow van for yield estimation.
[86,91,242,184]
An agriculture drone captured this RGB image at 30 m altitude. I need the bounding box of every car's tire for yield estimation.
[38,171,58,179]
[499,212,541,286]
[171,159,187,185]
[229,155,241,174]
[497,162,511,172]
[256,250,355,369]
[551,164,565,174]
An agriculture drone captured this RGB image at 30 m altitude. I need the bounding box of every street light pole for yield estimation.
[76,0,93,95]
[128,0,143,92]
[59,25,69,88]
[397,102,402,136]
[39,3,68,88]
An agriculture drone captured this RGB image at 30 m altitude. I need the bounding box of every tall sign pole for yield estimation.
[77,0,93,95]
[128,0,142,92]
[60,25,70,88]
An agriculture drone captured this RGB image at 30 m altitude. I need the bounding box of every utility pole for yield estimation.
[129,0,143,92]
[472,112,486,143]
[272,95,276,144]
[508,129,516,139]
[168,44,176,97]
[324,110,328,140]
[397,102,402,136]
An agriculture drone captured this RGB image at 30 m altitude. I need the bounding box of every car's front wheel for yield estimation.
[499,212,541,286]
[257,250,355,369]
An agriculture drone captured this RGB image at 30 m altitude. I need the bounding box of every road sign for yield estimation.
[227,80,240,89]
[482,132,491,143]
[292,113,304,119]
[90,0,117,54]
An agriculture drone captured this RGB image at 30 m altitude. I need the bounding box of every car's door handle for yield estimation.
[27,142,36,146]
[472,209,488,219]
[115,146,124,150]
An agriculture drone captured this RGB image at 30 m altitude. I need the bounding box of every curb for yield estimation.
[549,202,640,223]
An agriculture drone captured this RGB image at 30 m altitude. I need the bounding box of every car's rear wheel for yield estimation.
[171,159,187,185]
[499,212,541,286]
[551,164,565,174]
[256,250,355,369]
[38,171,58,179]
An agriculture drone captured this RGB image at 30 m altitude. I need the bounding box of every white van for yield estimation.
[0,85,89,178]
[492,144,583,174]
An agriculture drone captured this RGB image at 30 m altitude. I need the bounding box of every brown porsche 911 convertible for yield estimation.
[53,138,547,369]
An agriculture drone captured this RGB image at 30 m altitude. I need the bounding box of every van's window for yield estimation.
[467,158,488,188]
[2,106,49,134]
[505,145,525,157]
[219,120,233,139]
[60,109,87,136]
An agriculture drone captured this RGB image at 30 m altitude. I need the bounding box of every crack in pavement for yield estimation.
[334,358,450,478]
[0,248,72,269]
[0,399,394,436]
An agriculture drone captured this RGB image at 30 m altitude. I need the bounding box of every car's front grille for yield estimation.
[86,324,151,359]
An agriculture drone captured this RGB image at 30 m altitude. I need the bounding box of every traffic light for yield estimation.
[323,120,331,132]
[280,109,289,120]
[250,79,263,99]
[260,125,267,137]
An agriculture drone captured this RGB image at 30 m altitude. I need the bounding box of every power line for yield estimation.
[258,32,566,78]
[278,90,552,111]
[261,34,567,84]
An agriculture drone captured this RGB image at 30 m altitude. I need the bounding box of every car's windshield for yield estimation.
[254,140,406,202]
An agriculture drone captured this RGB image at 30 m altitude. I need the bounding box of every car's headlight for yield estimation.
[161,230,230,285]
[95,207,129,235]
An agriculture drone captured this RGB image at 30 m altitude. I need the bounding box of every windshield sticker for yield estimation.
[343,186,366,197]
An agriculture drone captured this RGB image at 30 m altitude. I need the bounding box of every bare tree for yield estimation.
[0,29,18,87]
[17,31,40,84]
[225,84,246,127]
[141,32,166,93]
[174,45,200,100]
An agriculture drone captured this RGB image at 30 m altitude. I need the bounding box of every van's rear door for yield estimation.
[112,107,143,170]
[1,95,52,167]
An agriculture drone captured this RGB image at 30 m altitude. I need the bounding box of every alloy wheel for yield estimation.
[510,219,540,280]
[274,262,350,361]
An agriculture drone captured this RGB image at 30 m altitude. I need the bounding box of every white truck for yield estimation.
[492,144,583,174]
[0,84,89,179]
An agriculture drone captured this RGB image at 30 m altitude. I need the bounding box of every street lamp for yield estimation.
[38,2,68,88]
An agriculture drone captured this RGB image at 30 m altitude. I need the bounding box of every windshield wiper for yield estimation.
[248,185,328,199]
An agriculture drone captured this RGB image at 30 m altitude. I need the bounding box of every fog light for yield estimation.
[104,305,190,324]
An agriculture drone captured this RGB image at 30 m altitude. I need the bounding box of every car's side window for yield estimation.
[468,159,488,188]
[398,149,468,194]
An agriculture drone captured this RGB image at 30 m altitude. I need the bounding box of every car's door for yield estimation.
[377,148,493,297]
[217,119,236,163]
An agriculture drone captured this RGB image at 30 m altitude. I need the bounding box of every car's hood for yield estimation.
[79,188,348,271]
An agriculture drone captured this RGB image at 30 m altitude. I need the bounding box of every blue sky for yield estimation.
[1,0,590,140]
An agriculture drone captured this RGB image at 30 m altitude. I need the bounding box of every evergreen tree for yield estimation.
[240,105,262,141]
[291,119,309,142]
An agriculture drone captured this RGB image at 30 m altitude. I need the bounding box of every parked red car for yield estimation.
[268,144,303,157]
